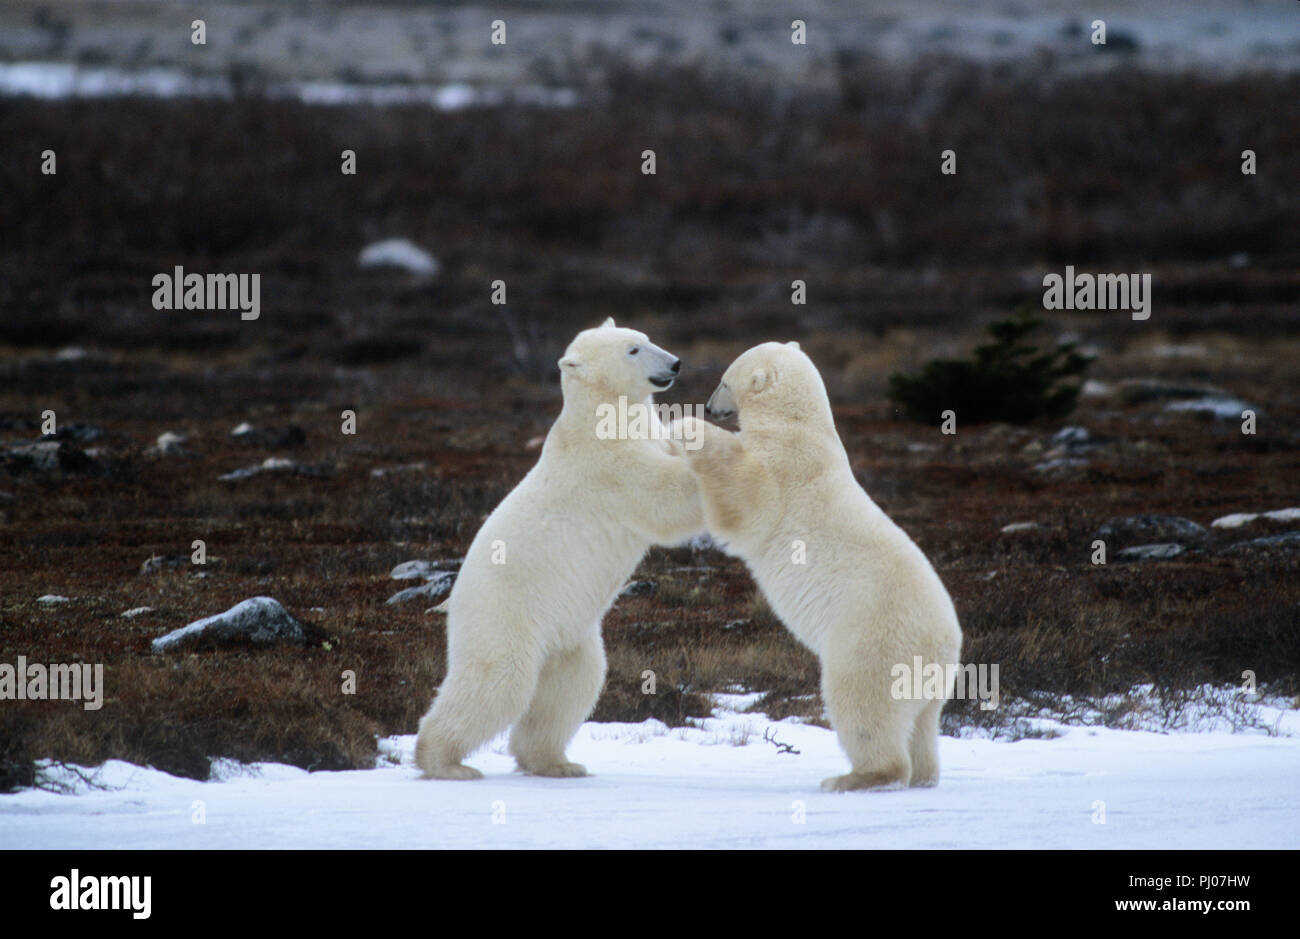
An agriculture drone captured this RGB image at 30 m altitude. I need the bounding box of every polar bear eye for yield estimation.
[628,346,640,356]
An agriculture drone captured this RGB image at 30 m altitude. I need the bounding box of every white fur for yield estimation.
[415,319,703,779]
[682,341,963,791]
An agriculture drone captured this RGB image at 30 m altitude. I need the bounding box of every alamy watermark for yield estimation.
[152,265,260,320]
[594,397,705,450]
[50,869,150,919]
[890,657,1000,711]
[1042,265,1150,320]
[0,656,103,710]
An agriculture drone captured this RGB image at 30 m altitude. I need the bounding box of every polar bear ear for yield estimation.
[786,341,801,350]
[601,317,616,328]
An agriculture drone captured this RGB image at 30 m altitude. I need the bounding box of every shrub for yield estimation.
[887,308,1091,424]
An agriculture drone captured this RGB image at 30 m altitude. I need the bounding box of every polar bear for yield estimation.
[679,341,962,791]
[414,319,703,780]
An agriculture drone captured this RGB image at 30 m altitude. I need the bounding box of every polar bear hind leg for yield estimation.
[907,697,943,788]
[819,657,913,792]
[509,632,607,777]
[415,649,541,780]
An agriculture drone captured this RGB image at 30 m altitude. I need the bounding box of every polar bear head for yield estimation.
[558,317,681,398]
[706,340,833,427]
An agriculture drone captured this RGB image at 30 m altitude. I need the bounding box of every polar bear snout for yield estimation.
[705,382,738,421]
[648,354,681,389]
[650,361,679,389]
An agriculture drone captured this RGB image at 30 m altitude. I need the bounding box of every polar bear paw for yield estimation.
[518,760,588,778]
[820,769,909,792]
[422,763,484,781]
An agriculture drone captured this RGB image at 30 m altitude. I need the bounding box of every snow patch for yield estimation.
[4,704,1297,849]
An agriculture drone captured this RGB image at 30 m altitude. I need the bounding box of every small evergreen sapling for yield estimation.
[888,308,1091,424]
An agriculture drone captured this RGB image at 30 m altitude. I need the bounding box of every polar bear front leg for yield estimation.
[415,652,541,780]
[628,446,707,545]
[680,423,773,540]
[509,633,607,777]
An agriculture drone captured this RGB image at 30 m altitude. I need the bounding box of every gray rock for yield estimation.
[385,571,456,605]
[1051,426,1089,447]
[1117,543,1185,561]
[1097,515,1207,546]
[219,456,328,481]
[1212,508,1300,530]
[1038,425,1111,463]
[370,462,427,478]
[1165,397,1256,421]
[1033,457,1088,473]
[1093,30,1140,53]
[391,560,435,580]
[218,457,293,481]
[151,597,308,652]
[140,554,188,575]
[40,423,104,443]
[1221,531,1300,555]
[390,559,462,580]
[358,238,439,276]
[2,440,101,476]
[1116,380,1225,405]
[229,423,306,449]
[152,431,188,456]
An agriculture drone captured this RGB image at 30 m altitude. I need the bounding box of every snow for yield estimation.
[3,703,1297,849]
[0,63,227,99]
[0,62,578,111]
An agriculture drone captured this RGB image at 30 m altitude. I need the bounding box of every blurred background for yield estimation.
[0,1,1297,782]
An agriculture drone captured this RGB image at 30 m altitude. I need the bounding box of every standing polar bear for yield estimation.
[680,341,962,791]
[415,319,703,780]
